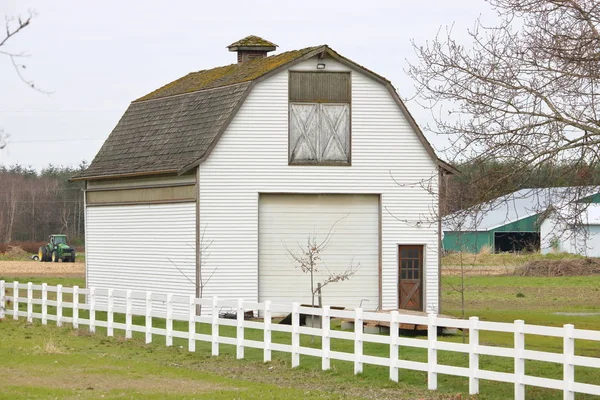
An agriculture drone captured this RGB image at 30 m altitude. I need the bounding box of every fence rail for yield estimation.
[1,280,599,400]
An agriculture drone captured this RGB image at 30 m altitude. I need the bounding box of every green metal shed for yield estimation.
[442,187,600,253]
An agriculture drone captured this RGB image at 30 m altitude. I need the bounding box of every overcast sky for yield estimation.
[0,0,496,170]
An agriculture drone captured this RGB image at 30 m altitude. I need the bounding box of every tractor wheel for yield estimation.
[52,251,59,263]
[38,247,45,262]
[42,247,49,262]
[70,252,76,263]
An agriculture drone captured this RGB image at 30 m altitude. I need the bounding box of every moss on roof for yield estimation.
[136,46,321,102]
[227,35,277,49]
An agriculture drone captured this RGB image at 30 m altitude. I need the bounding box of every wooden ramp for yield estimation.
[340,309,460,334]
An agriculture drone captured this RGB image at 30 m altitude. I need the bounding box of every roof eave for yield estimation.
[320,47,444,170]
[438,159,460,175]
[70,168,180,182]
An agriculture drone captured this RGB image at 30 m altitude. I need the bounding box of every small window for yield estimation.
[289,72,351,165]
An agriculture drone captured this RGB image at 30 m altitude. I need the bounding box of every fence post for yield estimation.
[41,283,48,325]
[107,288,114,337]
[166,293,173,347]
[89,287,96,333]
[56,284,63,327]
[514,320,525,400]
[13,281,18,320]
[322,305,331,371]
[469,316,480,395]
[0,280,4,320]
[291,302,300,368]
[389,310,399,382]
[145,291,152,344]
[125,290,132,339]
[72,285,79,329]
[27,282,33,323]
[563,324,575,400]
[428,312,438,390]
[188,295,196,352]
[237,298,245,360]
[354,307,364,374]
[264,300,272,363]
[211,296,219,356]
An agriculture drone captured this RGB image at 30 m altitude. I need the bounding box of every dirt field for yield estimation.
[442,265,517,276]
[0,260,84,278]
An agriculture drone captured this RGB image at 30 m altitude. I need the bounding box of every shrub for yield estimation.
[514,258,600,276]
[0,241,47,255]
[5,245,27,257]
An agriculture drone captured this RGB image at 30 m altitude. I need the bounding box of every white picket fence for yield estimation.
[1,280,599,399]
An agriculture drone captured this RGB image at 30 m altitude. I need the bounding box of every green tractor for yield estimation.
[38,234,76,263]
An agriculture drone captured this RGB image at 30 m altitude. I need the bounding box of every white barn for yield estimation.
[541,203,600,257]
[73,36,455,314]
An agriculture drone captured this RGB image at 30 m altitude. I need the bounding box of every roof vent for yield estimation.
[227,35,277,63]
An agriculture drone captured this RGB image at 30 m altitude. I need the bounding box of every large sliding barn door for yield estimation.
[258,194,379,310]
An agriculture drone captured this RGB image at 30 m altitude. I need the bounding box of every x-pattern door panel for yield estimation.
[398,245,423,311]
[289,103,350,163]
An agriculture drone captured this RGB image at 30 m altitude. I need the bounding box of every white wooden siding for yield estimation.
[199,55,439,312]
[258,194,379,310]
[86,203,196,310]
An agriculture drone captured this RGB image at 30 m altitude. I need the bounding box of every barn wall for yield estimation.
[490,214,540,233]
[198,55,440,312]
[86,203,197,312]
[541,217,600,257]
[442,231,491,253]
[444,214,541,253]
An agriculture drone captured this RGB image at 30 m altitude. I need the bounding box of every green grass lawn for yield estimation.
[1,275,600,399]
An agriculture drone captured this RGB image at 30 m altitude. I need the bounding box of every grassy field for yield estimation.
[1,274,600,399]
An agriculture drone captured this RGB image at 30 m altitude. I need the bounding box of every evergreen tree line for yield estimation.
[0,163,87,244]
[441,160,600,216]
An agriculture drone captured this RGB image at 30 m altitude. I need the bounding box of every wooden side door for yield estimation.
[398,245,423,311]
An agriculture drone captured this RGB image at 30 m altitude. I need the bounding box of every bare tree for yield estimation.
[284,216,359,309]
[167,225,217,314]
[408,0,600,217]
[2,11,39,89]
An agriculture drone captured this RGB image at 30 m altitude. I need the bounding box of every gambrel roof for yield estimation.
[73,44,456,181]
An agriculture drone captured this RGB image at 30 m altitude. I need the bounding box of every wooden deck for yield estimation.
[340,309,460,333]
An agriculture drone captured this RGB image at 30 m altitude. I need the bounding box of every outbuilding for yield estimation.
[443,187,600,254]
[73,36,456,314]
[541,204,600,257]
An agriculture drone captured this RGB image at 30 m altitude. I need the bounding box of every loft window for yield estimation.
[288,71,351,165]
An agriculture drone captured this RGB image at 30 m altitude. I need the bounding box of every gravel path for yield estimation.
[442,265,517,276]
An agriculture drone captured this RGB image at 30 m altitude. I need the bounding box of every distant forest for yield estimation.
[0,163,86,244]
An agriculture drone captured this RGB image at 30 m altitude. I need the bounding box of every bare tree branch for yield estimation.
[408,0,600,198]
[283,215,359,308]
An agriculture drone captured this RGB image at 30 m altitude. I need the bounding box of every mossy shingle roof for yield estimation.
[137,46,319,102]
[73,44,453,181]
[73,46,322,180]
[75,82,251,179]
